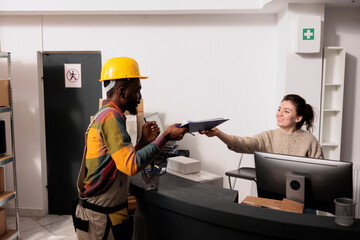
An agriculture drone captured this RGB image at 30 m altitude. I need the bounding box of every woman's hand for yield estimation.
[199,128,219,137]
[199,128,234,148]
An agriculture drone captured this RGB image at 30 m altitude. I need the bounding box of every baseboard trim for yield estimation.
[6,207,47,217]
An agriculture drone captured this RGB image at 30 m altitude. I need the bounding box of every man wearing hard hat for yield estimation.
[73,57,187,239]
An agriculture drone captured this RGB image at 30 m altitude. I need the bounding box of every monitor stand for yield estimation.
[286,174,305,203]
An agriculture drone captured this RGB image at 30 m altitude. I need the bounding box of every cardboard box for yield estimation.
[98,98,106,110]
[136,112,144,142]
[0,80,10,107]
[241,196,304,214]
[167,156,201,175]
[280,198,304,213]
[0,167,4,193]
[0,208,6,236]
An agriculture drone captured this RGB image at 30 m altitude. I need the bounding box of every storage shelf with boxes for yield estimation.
[0,51,20,239]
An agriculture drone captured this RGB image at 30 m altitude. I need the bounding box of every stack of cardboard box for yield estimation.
[0,80,10,107]
[0,167,6,236]
[0,208,6,237]
[0,79,9,237]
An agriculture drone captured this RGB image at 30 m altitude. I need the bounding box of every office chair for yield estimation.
[225,154,256,190]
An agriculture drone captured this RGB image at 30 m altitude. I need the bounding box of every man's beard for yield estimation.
[127,101,138,115]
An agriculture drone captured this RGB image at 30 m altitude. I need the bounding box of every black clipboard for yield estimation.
[178,118,229,133]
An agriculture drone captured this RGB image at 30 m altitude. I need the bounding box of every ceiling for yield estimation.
[0,0,359,16]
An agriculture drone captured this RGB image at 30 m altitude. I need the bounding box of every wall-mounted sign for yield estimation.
[295,16,321,53]
[303,28,315,40]
[64,63,82,88]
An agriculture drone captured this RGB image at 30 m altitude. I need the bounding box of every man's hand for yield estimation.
[163,124,188,141]
[141,121,160,143]
[136,121,160,150]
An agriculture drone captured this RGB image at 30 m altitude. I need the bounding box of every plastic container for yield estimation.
[141,166,166,191]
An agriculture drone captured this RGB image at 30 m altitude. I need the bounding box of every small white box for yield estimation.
[167,156,201,174]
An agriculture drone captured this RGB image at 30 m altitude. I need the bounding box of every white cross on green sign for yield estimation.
[303,28,314,40]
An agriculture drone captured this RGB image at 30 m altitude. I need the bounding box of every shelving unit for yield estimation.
[0,52,20,240]
[319,46,346,160]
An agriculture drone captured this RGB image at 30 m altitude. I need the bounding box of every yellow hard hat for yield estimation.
[99,57,148,82]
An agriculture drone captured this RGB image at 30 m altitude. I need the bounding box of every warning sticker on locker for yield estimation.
[64,63,82,88]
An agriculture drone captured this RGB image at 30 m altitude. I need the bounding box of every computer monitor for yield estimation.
[254,151,353,214]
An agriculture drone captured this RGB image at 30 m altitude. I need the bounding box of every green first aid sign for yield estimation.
[303,28,315,40]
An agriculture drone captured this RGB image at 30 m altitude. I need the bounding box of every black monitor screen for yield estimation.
[254,151,352,214]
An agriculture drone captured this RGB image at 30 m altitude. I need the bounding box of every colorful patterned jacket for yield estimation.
[82,101,166,197]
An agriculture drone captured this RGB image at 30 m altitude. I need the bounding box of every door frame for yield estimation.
[37,51,101,215]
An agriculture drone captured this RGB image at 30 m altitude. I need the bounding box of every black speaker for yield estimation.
[0,119,6,156]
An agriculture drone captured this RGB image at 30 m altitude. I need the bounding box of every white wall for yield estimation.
[0,16,47,215]
[1,13,279,214]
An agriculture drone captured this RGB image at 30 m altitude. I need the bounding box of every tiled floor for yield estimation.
[7,215,77,240]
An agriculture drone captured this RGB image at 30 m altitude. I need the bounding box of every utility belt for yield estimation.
[78,198,127,214]
[72,197,128,233]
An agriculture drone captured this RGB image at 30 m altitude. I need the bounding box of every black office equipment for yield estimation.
[254,151,353,214]
[225,154,256,190]
[0,119,6,156]
[177,118,229,133]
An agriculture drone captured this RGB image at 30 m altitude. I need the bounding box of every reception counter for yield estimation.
[130,172,360,240]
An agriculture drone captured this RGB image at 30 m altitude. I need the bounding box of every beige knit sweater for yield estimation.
[229,128,323,159]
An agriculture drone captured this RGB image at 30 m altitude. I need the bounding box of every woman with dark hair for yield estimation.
[200,94,323,159]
